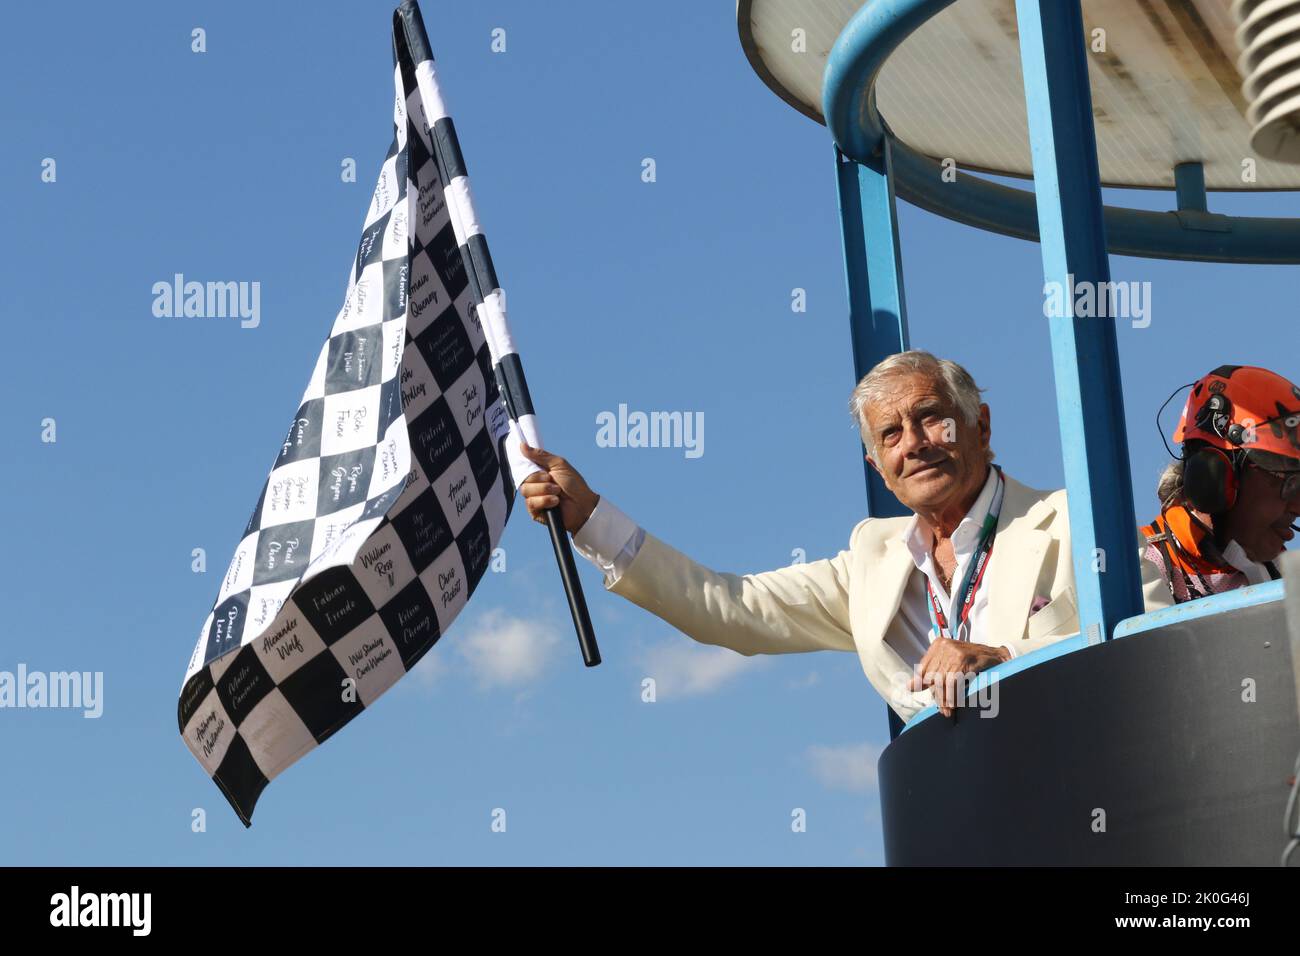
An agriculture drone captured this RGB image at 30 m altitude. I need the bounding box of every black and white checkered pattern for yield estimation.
[178,1,545,826]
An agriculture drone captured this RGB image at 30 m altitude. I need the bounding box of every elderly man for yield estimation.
[519,350,1083,720]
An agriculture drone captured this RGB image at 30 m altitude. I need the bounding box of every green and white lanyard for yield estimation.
[924,466,1005,643]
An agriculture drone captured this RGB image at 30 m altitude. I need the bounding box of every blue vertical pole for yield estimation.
[1014,0,1144,641]
[1174,161,1208,212]
[834,141,910,521]
[834,140,911,739]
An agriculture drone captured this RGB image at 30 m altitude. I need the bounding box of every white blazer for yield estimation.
[604,473,1172,719]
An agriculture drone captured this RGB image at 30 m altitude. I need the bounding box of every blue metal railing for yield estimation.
[900,633,1090,732]
[1114,580,1286,638]
[901,580,1288,731]
[822,0,1300,265]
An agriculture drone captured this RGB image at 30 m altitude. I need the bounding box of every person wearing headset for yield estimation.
[1142,365,1300,605]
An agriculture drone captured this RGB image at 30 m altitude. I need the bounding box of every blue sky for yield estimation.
[3,0,1297,865]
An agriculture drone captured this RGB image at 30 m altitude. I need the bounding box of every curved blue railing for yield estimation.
[822,0,1300,263]
[901,579,1288,731]
[900,633,1089,732]
[822,0,958,163]
[1113,579,1286,638]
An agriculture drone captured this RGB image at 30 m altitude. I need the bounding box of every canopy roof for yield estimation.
[738,0,1300,189]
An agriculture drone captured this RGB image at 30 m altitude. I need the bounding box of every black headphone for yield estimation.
[1181,391,1245,514]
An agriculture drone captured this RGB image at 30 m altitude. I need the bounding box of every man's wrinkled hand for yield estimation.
[908,637,1011,717]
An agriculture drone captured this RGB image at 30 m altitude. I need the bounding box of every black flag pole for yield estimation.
[543,505,602,667]
[396,0,600,667]
[491,347,601,669]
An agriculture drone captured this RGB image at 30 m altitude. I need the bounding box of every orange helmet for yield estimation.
[1175,365,1300,464]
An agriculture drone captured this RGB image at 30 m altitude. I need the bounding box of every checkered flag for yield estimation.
[178,0,596,826]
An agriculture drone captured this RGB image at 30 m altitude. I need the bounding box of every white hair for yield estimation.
[848,350,992,463]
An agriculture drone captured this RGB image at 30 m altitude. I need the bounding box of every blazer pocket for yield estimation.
[1026,587,1078,639]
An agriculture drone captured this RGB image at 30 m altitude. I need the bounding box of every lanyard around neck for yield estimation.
[925,466,1004,643]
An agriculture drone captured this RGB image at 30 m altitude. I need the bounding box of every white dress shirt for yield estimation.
[892,465,1016,663]
[569,465,1017,670]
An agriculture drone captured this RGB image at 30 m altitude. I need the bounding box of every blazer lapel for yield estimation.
[986,476,1054,643]
[859,534,916,647]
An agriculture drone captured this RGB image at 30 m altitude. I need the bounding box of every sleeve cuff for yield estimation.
[571,496,641,575]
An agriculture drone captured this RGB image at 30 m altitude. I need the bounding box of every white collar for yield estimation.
[900,465,999,572]
[1221,538,1273,586]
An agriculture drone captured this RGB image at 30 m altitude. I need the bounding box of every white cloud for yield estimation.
[788,671,821,690]
[404,646,447,690]
[637,641,757,698]
[455,608,562,689]
[805,741,882,793]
